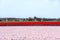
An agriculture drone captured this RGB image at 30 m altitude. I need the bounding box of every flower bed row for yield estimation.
[0,22,60,26]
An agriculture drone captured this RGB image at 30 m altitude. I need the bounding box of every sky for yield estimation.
[0,0,60,18]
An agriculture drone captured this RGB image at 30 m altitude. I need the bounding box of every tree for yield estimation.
[34,16,37,19]
[28,17,33,21]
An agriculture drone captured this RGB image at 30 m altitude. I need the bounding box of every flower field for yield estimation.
[0,22,60,26]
